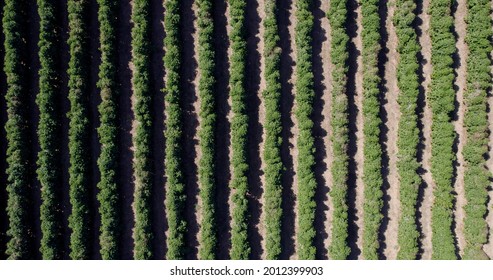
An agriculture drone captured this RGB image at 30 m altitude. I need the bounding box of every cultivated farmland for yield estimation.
[0,0,492,260]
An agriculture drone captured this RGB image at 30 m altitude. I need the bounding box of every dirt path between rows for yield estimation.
[253,0,267,260]
[287,0,299,260]
[417,0,434,260]
[213,0,232,260]
[278,0,296,259]
[181,0,200,260]
[354,2,365,260]
[313,0,333,259]
[483,0,493,259]
[452,0,468,257]
[382,0,401,260]
[119,0,135,259]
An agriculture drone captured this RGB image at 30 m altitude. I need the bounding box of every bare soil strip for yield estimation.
[354,2,365,260]
[118,0,136,259]
[254,0,267,260]
[417,0,434,260]
[181,0,200,259]
[483,0,493,259]
[88,0,102,259]
[213,0,232,260]
[383,0,401,260]
[278,0,296,259]
[452,0,468,257]
[287,0,299,260]
[313,0,333,258]
[150,0,166,260]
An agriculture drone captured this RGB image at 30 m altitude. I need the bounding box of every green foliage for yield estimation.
[295,0,316,260]
[196,0,217,260]
[327,0,350,260]
[462,0,492,260]
[96,0,120,259]
[360,0,383,260]
[3,0,33,260]
[228,0,250,260]
[132,0,153,260]
[262,0,283,260]
[37,0,64,259]
[164,0,187,260]
[393,0,421,260]
[429,0,457,260]
[67,0,92,260]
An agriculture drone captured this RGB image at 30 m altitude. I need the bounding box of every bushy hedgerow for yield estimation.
[327,0,350,260]
[96,0,120,260]
[228,0,250,260]
[132,0,153,260]
[360,0,383,260]
[67,0,93,260]
[37,0,64,259]
[462,0,492,260]
[262,0,283,260]
[429,0,457,260]
[196,0,217,260]
[164,0,186,260]
[295,0,316,260]
[393,0,421,260]
[3,0,33,260]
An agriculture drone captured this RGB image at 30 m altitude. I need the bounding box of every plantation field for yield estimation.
[0,0,492,260]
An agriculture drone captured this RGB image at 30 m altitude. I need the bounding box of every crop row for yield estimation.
[393,0,421,260]
[462,0,492,260]
[327,0,351,260]
[3,0,33,260]
[262,0,283,260]
[295,0,316,260]
[228,0,250,260]
[37,0,64,259]
[360,0,383,260]
[164,0,186,260]
[67,0,92,260]
[132,0,154,259]
[196,0,216,260]
[429,0,457,260]
[96,0,120,259]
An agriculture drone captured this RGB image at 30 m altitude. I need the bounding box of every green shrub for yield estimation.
[327,0,351,260]
[164,0,186,260]
[462,0,492,260]
[96,0,120,259]
[67,0,92,260]
[132,0,154,260]
[3,0,33,260]
[394,0,421,260]
[295,0,316,260]
[429,0,457,260]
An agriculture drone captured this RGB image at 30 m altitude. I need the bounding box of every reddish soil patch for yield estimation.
[417,0,435,260]
[382,0,401,260]
[452,0,468,257]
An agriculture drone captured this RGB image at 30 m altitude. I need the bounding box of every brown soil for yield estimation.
[354,2,365,260]
[149,0,166,260]
[213,0,232,260]
[452,0,468,257]
[287,0,299,260]
[255,0,267,260]
[382,0,401,260]
[417,0,435,260]
[120,0,136,259]
[278,0,296,259]
[181,0,200,260]
[313,0,332,259]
